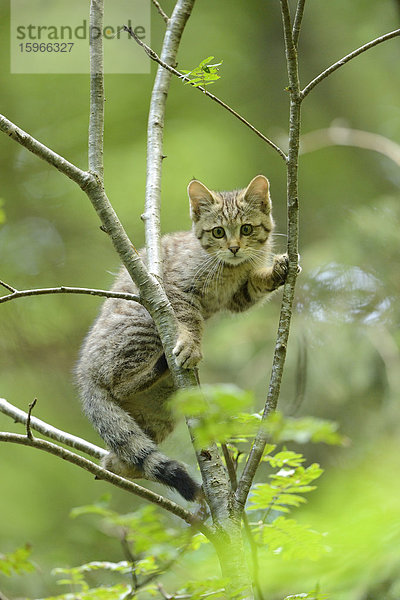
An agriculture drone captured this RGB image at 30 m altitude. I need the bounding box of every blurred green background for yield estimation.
[1,0,400,598]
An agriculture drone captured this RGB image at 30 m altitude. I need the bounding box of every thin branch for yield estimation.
[292,0,306,47]
[89,0,104,179]
[0,397,107,459]
[0,283,140,306]
[151,0,169,24]
[26,398,37,440]
[301,28,400,99]
[124,26,288,163]
[0,432,209,529]
[221,444,237,491]
[0,114,91,189]
[0,280,16,293]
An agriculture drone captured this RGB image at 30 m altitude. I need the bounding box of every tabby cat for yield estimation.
[76,175,289,501]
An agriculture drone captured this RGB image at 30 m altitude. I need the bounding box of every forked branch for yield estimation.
[301,28,400,98]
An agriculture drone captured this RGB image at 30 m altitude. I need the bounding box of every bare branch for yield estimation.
[151,0,169,24]
[0,431,209,529]
[26,398,37,440]
[292,0,306,47]
[301,28,400,99]
[124,26,288,162]
[0,280,16,293]
[0,397,107,459]
[0,283,141,306]
[89,0,105,179]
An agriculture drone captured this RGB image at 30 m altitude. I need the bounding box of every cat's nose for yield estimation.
[229,245,240,255]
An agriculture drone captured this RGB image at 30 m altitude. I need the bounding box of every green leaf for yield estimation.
[264,412,347,445]
[265,449,305,468]
[172,384,256,446]
[37,583,131,600]
[180,56,223,86]
[70,494,113,520]
[255,516,326,560]
[248,464,323,513]
[0,544,35,577]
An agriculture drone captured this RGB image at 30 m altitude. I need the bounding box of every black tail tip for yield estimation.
[154,460,201,501]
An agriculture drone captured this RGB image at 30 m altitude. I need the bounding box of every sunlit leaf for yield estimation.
[172,384,256,446]
[264,412,347,445]
[255,516,326,560]
[0,544,35,577]
[180,55,223,86]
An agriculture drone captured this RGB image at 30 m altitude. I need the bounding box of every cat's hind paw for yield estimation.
[173,332,202,369]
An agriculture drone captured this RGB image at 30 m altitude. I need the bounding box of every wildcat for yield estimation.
[75,175,289,501]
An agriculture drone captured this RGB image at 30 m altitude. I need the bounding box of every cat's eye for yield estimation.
[212,227,225,239]
[241,224,253,236]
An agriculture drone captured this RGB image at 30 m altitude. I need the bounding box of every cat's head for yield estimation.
[188,175,275,265]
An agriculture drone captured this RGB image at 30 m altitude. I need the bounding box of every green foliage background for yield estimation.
[1,0,400,598]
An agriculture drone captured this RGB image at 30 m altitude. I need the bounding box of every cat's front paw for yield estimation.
[271,254,301,287]
[173,332,202,369]
[271,254,289,287]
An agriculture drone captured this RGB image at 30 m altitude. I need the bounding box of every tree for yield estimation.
[1,1,399,598]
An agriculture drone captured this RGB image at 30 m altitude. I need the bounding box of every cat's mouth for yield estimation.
[222,252,248,266]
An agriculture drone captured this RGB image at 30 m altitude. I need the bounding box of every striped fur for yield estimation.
[75,175,288,500]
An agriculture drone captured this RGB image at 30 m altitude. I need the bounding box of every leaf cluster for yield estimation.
[181,56,222,86]
[173,384,347,448]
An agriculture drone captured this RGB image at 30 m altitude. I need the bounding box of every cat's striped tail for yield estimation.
[80,385,200,502]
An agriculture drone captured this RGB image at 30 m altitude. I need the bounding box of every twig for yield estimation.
[0,284,141,306]
[0,431,210,530]
[221,444,237,491]
[292,0,306,47]
[0,397,107,459]
[0,280,16,293]
[124,26,288,163]
[89,0,104,179]
[301,28,400,98]
[0,591,11,600]
[143,0,196,279]
[151,0,169,24]
[26,399,37,440]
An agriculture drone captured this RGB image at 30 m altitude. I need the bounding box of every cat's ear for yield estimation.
[244,175,271,213]
[188,180,215,222]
